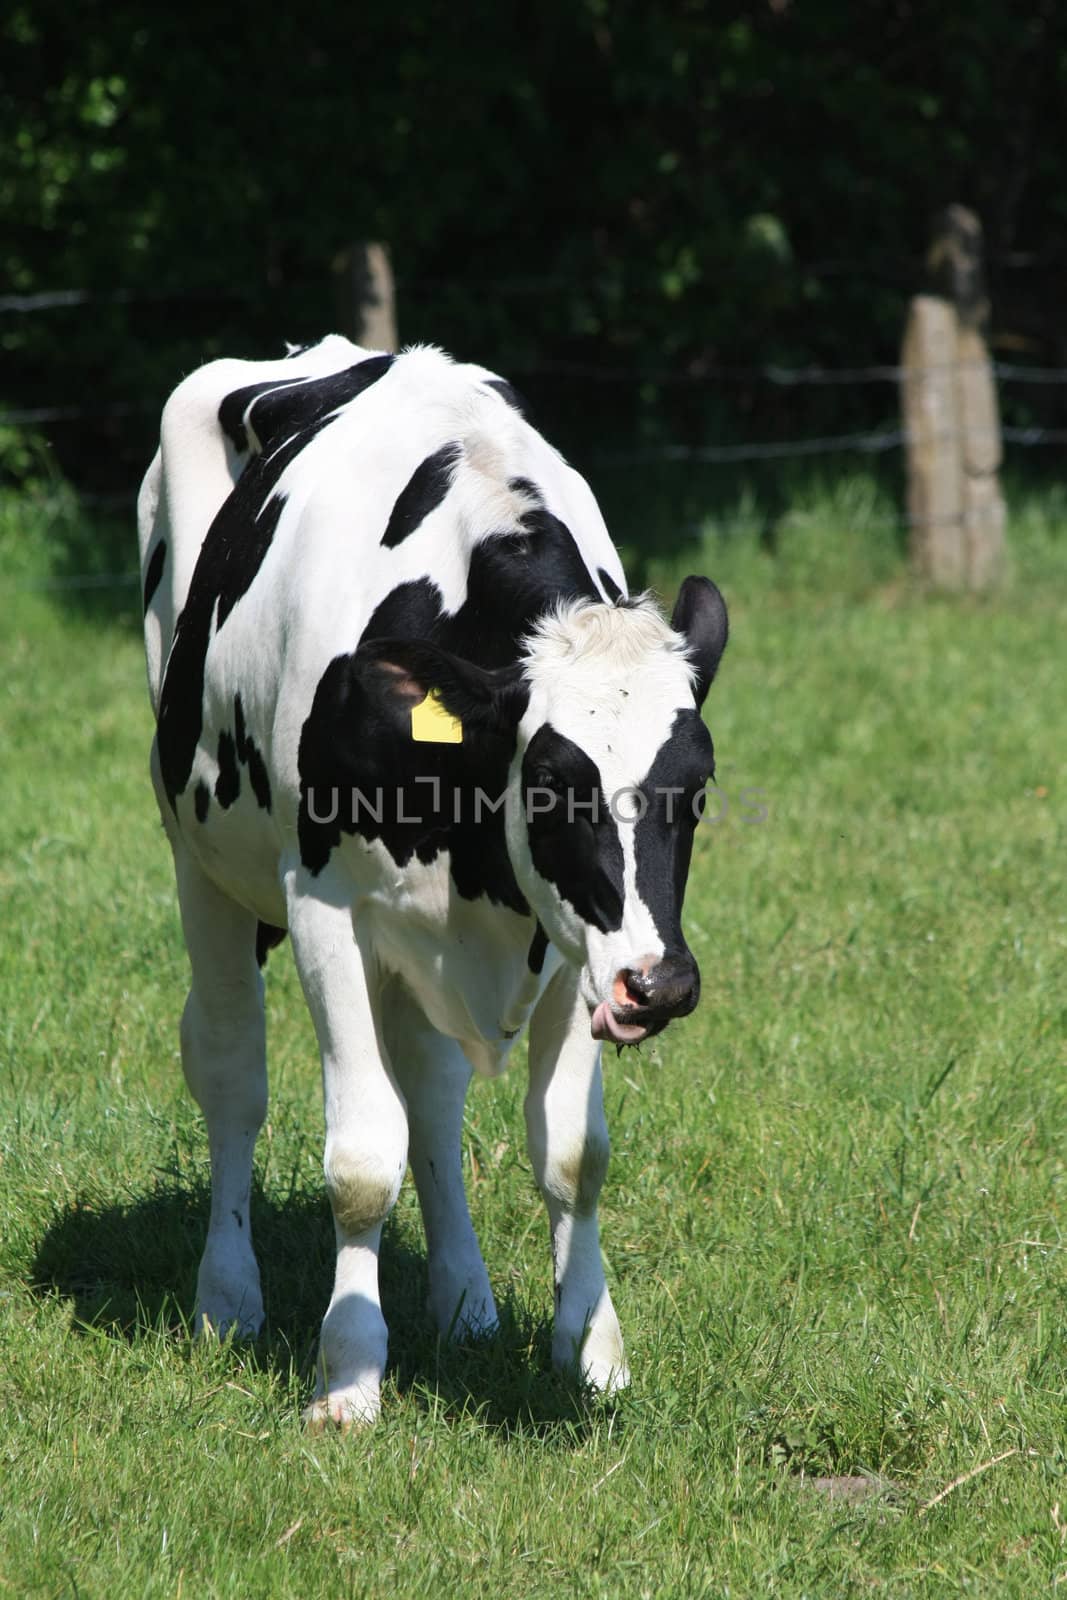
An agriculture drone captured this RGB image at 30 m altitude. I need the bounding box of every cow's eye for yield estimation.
[531,767,562,793]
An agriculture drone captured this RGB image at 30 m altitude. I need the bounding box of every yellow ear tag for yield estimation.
[411,689,463,744]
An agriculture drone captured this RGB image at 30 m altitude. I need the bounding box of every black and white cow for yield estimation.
[138,336,728,1426]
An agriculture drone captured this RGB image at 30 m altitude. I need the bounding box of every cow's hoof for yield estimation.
[581,1356,631,1397]
[303,1389,380,1432]
[195,1254,264,1342]
[428,1282,500,1344]
[194,1300,264,1342]
[554,1317,629,1396]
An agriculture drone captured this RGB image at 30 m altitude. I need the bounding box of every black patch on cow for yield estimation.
[215,728,240,808]
[157,356,395,808]
[522,725,624,933]
[365,482,599,665]
[214,695,272,811]
[470,481,600,640]
[527,922,549,973]
[597,566,622,604]
[296,489,603,898]
[365,487,602,672]
[360,577,446,649]
[381,442,463,548]
[233,694,272,812]
[157,484,285,806]
[256,921,287,966]
[219,355,395,457]
[484,378,528,418]
[633,708,714,952]
[194,781,210,823]
[247,746,271,810]
[297,648,527,911]
[218,378,302,453]
[142,539,167,615]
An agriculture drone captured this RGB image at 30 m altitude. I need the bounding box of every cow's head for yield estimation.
[359,577,728,1046]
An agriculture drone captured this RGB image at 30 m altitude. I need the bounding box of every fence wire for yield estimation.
[3,340,1063,592]
[4,359,1067,430]
[593,422,1067,468]
[6,467,1055,597]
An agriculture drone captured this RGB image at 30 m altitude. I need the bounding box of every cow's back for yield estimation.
[140,337,623,704]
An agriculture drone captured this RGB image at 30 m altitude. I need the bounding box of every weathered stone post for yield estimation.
[900,206,1006,587]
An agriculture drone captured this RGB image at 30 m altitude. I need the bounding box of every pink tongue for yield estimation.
[591,1000,648,1044]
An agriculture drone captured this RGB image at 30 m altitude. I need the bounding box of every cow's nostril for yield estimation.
[613,970,643,1009]
[614,967,652,1009]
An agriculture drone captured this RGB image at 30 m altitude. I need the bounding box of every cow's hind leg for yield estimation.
[385,991,498,1340]
[285,877,408,1428]
[527,968,628,1394]
[173,841,267,1340]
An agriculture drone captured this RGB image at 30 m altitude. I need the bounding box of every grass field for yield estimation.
[1,470,1065,1596]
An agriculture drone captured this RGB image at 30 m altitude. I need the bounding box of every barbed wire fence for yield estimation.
[3,240,1065,593]
[4,369,1064,593]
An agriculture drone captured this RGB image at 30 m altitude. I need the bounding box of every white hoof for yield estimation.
[194,1293,264,1342]
[194,1247,264,1341]
[303,1386,380,1432]
[553,1311,629,1395]
[429,1277,500,1342]
[580,1354,631,1396]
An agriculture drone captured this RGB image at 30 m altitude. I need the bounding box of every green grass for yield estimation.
[1,470,1065,1597]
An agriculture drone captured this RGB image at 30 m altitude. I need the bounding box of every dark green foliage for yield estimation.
[3,2,1067,495]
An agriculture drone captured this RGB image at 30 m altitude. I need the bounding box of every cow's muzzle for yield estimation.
[591,954,700,1046]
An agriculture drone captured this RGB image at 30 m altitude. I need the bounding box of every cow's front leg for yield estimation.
[384,991,498,1339]
[172,837,267,1341]
[526,967,629,1394]
[286,876,407,1428]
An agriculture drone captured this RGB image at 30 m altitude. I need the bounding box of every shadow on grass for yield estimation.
[29,1183,611,1438]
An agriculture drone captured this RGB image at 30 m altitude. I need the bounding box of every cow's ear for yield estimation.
[355,637,529,738]
[670,576,728,709]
